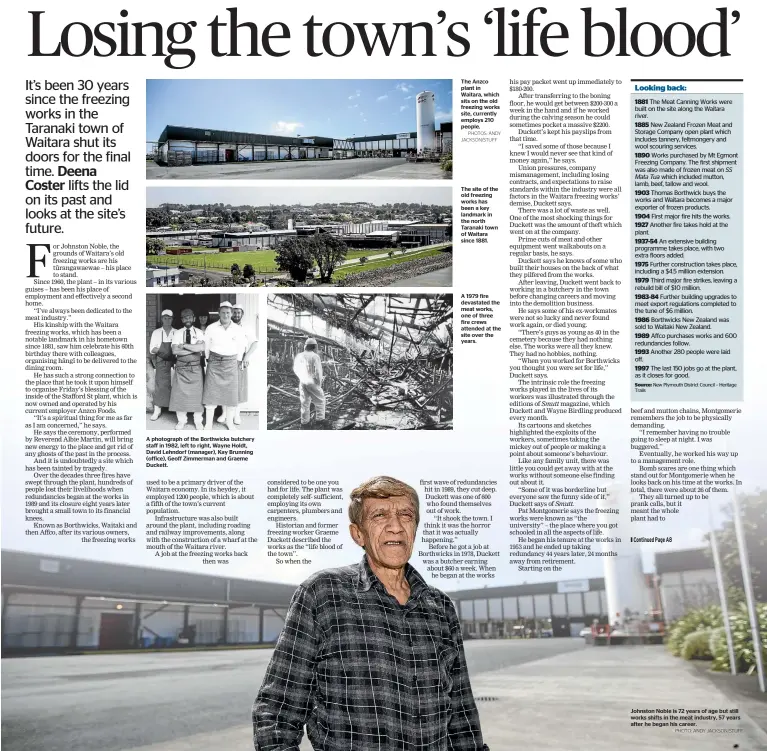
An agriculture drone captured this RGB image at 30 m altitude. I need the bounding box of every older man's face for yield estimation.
[351,495,417,572]
[219,307,232,325]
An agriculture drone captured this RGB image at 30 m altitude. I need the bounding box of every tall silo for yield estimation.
[416,91,436,152]
[599,486,649,625]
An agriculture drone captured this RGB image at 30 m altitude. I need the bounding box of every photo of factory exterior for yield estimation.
[146,80,452,180]
[146,186,453,288]
[6,543,767,751]
[0,546,715,654]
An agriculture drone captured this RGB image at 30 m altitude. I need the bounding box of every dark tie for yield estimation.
[185,329,191,344]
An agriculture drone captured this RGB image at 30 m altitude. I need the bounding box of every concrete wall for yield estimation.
[660,568,718,621]
[2,592,286,651]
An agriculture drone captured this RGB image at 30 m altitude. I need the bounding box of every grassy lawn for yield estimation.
[332,248,446,280]
[146,247,390,274]
[148,249,279,272]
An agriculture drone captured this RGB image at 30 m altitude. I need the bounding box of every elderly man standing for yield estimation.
[202,301,246,431]
[148,309,177,421]
[292,337,326,429]
[170,308,205,430]
[253,476,489,751]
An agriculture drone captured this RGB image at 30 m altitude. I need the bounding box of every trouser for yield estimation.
[176,411,203,425]
[299,382,326,424]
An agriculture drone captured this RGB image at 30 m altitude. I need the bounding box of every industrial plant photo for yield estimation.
[146,186,452,288]
[146,79,452,180]
[266,293,453,430]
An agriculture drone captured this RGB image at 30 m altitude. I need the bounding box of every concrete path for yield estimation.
[5,641,764,750]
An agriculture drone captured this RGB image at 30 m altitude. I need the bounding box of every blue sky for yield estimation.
[146,79,452,140]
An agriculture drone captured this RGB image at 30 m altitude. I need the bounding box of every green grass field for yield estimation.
[147,247,382,273]
[333,248,445,280]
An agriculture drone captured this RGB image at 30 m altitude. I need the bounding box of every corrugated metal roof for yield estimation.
[1,549,298,607]
[158,125,334,147]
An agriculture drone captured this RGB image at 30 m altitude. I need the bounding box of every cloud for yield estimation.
[404,96,413,100]
[271,121,303,135]
[348,90,361,100]
[399,105,408,112]
[348,104,359,109]
[435,110,452,124]
[395,83,413,93]
[377,94,388,101]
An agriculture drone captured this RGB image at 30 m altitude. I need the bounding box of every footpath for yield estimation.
[126,644,767,750]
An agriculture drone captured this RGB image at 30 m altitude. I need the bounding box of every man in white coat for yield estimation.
[170,308,205,430]
[203,301,246,431]
[149,309,177,421]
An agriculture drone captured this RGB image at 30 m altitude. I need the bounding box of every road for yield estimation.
[1,639,583,751]
[146,159,445,181]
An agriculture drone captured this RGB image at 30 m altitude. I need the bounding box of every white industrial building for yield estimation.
[1,547,719,654]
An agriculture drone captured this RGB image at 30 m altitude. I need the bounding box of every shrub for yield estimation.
[681,629,713,660]
[709,627,728,666]
[667,605,722,657]
[711,602,767,673]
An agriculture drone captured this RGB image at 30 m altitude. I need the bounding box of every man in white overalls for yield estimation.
[292,337,327,428]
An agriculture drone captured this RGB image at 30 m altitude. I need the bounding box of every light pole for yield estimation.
[733,492,765,691]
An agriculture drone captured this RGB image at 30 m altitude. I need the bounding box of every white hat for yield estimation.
[161,309,173,317]
[305,337,318,347]
[219,301,233,309]
[232,302,244,311]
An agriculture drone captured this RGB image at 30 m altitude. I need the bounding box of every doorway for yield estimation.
[99,612,134,650]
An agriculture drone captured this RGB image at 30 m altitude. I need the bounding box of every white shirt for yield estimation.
[235,321,249,351]
[149,326,177,354]
[293,350,323,386]
[205,320,246,359]
[171,326,204,346]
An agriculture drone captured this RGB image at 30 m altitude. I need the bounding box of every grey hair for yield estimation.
[348,476,420,527]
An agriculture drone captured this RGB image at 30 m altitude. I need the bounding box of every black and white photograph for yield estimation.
[266,294,453,430]
[146,293,259,431]
[146,185,452,289]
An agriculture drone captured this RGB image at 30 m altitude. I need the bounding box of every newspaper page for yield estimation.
[3,0,766,749]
